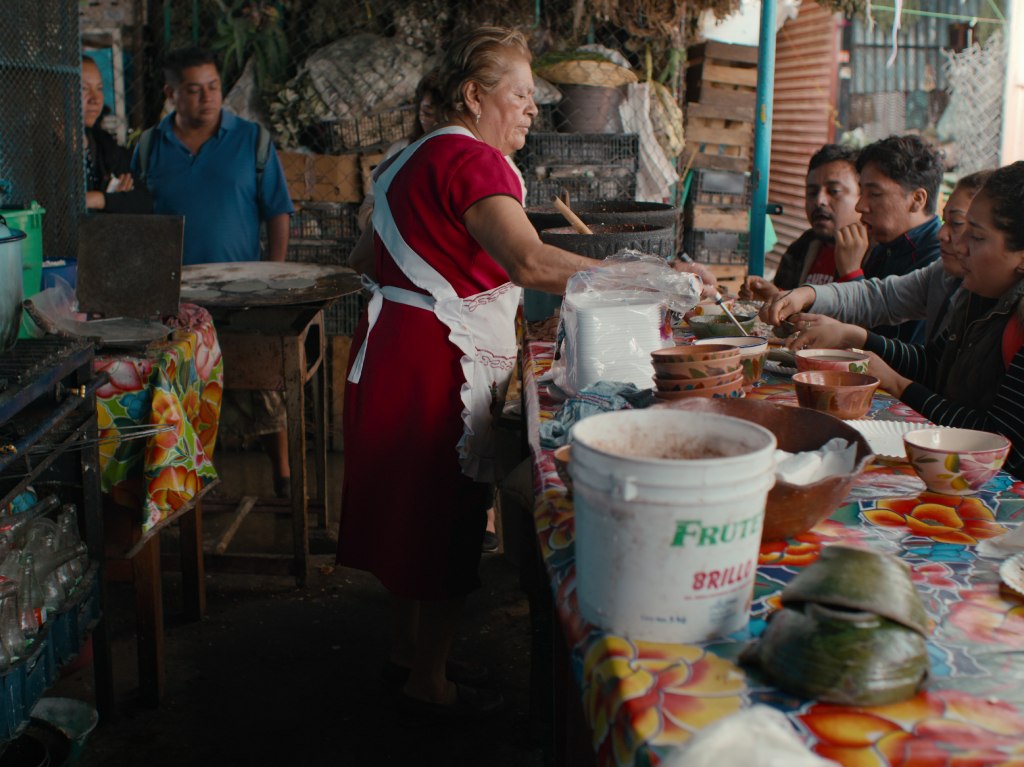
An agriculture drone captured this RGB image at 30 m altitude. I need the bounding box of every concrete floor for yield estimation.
[45,448,544,767]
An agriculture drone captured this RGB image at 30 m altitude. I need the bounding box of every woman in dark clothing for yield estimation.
[854,162,1024,479]
[83,55,151,214]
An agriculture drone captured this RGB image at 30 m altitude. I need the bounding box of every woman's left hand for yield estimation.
[785,313,869,351]
[863,351,912,397]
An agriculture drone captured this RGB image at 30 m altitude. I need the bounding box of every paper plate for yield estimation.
[846,420,947,460]
[1000,552,1024,599]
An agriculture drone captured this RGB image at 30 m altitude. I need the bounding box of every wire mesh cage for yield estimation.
[517,133,639,203]
[689,169,752,208]
[289,202,361,242]
[0,5,83,262]
[304,106,419,154]
[682,229,750,265]
[324,292,367,337]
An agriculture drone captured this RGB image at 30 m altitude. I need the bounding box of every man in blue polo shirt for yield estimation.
[134,46,293,263]
[135,46,296,495]
[853,134,943,344]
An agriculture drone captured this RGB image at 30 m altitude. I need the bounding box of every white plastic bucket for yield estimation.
[569,410,777,643]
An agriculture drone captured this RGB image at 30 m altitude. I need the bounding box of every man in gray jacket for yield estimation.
[761,170,991,346]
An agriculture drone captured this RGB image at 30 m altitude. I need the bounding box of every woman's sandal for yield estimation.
[397,683,504,725]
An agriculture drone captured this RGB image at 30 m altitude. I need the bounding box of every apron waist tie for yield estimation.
[348,278,435,384]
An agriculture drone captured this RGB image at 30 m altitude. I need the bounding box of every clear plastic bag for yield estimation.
[550,251,702,395]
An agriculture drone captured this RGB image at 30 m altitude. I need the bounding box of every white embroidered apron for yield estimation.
[348,127,522,483]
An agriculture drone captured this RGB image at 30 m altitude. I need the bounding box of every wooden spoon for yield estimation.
[552,197,593,235]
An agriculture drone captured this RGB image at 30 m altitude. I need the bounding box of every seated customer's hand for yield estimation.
[834,222,870,276]
[739,275,779,302]
[759,285,816,326]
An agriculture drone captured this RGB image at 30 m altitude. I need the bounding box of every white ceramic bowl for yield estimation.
[903,427,1011,495]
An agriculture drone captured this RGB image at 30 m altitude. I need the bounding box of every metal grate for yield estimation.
[0,6,83,259]
[0,337,92,422]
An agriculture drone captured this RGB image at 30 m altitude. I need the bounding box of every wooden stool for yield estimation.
[105,480,215,707]
[202,306,329,587]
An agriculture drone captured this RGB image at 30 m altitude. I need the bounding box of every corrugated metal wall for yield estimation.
[766,6,840,271]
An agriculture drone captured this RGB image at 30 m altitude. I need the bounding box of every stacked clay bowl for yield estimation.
[650,344,744,401]
[693,336,769,390]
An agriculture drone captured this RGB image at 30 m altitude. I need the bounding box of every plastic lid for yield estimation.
[0,215,27,245]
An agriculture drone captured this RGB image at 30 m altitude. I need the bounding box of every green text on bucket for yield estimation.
[671,512,763,547]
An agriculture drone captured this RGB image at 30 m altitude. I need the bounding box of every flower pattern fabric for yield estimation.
[94,304,222,532]
[524,337,1024,767]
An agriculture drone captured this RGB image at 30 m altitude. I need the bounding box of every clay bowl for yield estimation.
[651,344,739,364]
[743,601,928,706]
[654,398,874,540]
[792,370,880,420]
[686,313,757,339]
[796,348,871,374]
[654,369,744,392]
[695,336,769,388]
[780,545,929,636]
[651,356,743,381]
[904,427,1011,495]
[653,375,745,400]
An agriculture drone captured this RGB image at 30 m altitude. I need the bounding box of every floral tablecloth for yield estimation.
[94,304,222,533]
[524,338,1024,766]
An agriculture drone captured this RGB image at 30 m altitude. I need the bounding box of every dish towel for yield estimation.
[539,381,654,449]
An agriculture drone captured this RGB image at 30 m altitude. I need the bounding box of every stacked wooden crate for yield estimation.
[683,41,758,174]
[682,41,757,284]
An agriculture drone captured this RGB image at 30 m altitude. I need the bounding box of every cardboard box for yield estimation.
[279,151,361,203]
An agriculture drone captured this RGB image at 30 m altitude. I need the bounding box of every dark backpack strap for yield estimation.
[254,124,273,208]
[136,126,156,185]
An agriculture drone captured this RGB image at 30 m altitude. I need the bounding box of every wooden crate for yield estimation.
[684,102,756,173]
[708,264,747,295]
[685,41,759,108]
[685,205,749,232]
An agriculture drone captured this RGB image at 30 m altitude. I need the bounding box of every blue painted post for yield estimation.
[748,0,778,277]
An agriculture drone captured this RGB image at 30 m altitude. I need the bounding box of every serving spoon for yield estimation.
[677,253,751,336]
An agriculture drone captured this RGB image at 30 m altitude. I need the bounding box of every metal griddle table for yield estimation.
[181,262,362,586]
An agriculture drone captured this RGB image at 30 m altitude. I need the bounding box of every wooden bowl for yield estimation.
[792,371,880,420]
[653,398,874,541]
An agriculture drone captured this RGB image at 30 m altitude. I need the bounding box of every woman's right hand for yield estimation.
[759,285,816,325]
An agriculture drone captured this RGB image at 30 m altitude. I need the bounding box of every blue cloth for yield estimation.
[861,215,941,344]
[131,110,294,265]
[538,381,654,449]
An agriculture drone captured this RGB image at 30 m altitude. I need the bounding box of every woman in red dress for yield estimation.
[336,27,605,720]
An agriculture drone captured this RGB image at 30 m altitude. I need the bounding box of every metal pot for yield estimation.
[0,215,27,352]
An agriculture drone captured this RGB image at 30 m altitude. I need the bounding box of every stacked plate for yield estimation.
[563,291,667,392]
[650,344,745,401]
